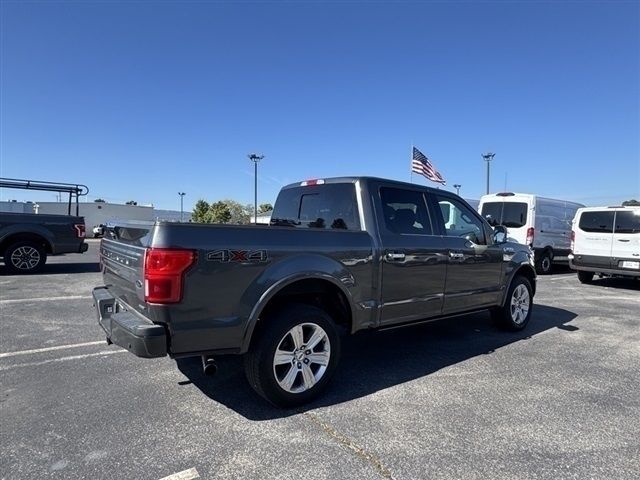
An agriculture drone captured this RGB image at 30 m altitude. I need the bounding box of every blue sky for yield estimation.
[1,1,638,210]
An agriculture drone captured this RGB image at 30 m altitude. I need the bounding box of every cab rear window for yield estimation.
[579,211,614,233]
[271,184,361,230]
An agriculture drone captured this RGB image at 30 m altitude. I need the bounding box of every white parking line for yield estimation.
[0,295,91,304]
[0,350,126,371]
[159,468,200,480]
[0,341,106,359]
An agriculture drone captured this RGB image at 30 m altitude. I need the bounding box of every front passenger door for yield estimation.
[431,194,504,314]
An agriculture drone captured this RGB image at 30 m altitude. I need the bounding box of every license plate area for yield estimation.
[620,260,640,269]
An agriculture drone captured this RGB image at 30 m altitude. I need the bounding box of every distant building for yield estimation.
[0,201,189,227]
[251,209,273,225]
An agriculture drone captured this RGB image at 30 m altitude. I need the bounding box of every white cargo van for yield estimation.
[569,206,640,283]
[479,193,584,274]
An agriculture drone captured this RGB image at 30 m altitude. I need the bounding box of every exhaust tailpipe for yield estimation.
[201,356,218,376]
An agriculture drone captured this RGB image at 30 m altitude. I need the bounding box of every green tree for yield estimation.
[209,201,232,223]
[125,200,137,206]
[94,198,106,203]
[192,199,210,223]
[222,199,251,224]
[258,203,273,214]
[622,199,640,206]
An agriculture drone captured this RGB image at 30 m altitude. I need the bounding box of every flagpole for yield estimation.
[410,143,414,184]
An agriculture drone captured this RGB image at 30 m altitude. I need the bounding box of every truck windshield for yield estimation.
[481,202,528,228]
[271,183,361,230]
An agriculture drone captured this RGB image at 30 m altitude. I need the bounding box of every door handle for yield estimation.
[617,239,630,242]
[503,247,515,254]
[449,251,464,259]
[386,252,405,261]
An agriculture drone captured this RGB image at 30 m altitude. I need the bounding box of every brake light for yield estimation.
[300,179,325,186]
[144,248,196,304]
[526,227,534,246]
[74,224,86,238]
[570,230,575,253]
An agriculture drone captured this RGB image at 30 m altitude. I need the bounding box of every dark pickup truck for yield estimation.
[94,177,536,407]
[0,212,88,273]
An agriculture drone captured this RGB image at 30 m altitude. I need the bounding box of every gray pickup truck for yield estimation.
[0,212,88,273]
[94,177,536,406]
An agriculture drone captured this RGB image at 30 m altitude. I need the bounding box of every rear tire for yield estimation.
[535,249,553,275]
[3,241,47,274]
[244,303,341,408]
[491,276,533,331]
[577,270,594,284]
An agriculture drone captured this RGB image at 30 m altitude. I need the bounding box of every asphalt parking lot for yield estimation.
[1,240,639,480]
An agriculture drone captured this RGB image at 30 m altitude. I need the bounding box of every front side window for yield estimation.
[437,195,486,245]
[481,202,528,228]
[379,187,433,235]
[579,211,614,233]
[614,211,640,234]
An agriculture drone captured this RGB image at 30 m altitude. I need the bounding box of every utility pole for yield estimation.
[248,153,264,223]
[453,184,461,196]
[178,192,186,221]
[482,152,495,194]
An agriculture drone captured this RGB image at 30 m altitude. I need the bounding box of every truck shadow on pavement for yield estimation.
[176,304,577,420]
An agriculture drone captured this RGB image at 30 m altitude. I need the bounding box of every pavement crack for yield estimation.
[304,412,395,479]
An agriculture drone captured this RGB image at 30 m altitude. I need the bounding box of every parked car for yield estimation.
[569,206,640,283]
[479,192,584,274]
[93,176,536,407]
[92,224,105,238]
[0,212,88,273]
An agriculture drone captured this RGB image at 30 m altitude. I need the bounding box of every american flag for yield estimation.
[411,147,446,185]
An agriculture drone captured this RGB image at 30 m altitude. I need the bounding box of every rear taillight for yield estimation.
[526,227,534,246]
[570,230,575,253]
[74,224,86,238]
[144,248,196,304]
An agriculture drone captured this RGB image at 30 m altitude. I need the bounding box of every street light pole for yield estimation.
[453,184,461,196]
[178,192,186,222]
[482,152,495,194]
[248,153,264,223]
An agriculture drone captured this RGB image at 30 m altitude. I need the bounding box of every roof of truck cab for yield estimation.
[281,176,448,193]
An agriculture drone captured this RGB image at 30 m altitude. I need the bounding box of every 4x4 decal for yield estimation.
[207,249,269,263]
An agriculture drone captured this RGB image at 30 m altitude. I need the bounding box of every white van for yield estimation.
[479,193,584,274]
[569,206,640,283]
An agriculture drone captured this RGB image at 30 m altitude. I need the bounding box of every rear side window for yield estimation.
[578,211,614,233]
[379,187,433,235]
[481,202,528,228]
[271,184,361,230]
[614,211,640,234]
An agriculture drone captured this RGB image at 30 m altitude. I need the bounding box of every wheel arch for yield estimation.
[240,271,355,353]
[502,263,536,306]
[0,232,53,256]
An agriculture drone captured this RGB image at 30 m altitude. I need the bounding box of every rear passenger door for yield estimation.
[430,194,504,314]
[375,183,448,325]
[575,211,614,269]
[611,210,640,271]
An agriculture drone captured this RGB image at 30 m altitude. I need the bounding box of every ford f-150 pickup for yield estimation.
[94,177,536,407]
[1,212,88,273]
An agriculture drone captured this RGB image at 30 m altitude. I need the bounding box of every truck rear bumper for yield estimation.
[93,287,167,358]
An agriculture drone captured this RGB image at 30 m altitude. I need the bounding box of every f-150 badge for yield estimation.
[207,249,269,263]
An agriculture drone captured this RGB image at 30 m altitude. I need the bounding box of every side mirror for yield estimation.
[493,225,508,244]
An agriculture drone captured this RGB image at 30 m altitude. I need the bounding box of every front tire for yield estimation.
[4,241,47,274]
[491,276,533,331]
[244,304,341,408]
